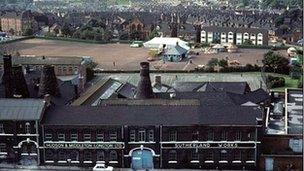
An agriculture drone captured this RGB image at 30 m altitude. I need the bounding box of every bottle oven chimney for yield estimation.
[135,62,154,99]
[11,65,29,98]
[38,65,61,97]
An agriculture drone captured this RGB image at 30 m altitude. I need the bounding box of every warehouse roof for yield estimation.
[43,100,262,126]
[0,99,45,120]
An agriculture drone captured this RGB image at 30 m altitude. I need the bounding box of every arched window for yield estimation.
[131,24,136,31]
[137,24,142,31]
[258,33,263,37]
[220,150,227,161]
[244,32,249,37]
[228,32,233,36]
[96,151,105,162]
[109,151,117,161]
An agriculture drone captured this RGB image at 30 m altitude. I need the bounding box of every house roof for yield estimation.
[164,44,188,55]
[0,99,45,121]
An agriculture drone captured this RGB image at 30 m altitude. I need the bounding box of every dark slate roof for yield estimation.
[173,82,249,94]
[174,91,238,106]
[43,104,199,126]
[43,101,261,126]
[0,99,45,120]
[227,88,270,105]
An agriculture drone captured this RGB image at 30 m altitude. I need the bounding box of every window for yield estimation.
[109,132,117,141]
[247,151,255,161]
[220,150,228,161]
[68,67,73,72]
[148,130,154,142]
[97,151,105,161]
[0,124,4,133]
[96,132,104,141]
[25,122,30,134]
[58,151,66,161]
[109,151,117,161]
[192,131,199,141]
[206,151,213,160]
[45,133,52,141]
[84,151,92,161]
[221,131,228,141]
[70,150,79,161]
[207,130,213,141]
[169,150,177,161]
[58,133,65,141]
[45,150,53,160]
[248,132,254,140]
[191,150,199,161]
[138,129,146,142]
[169,130,177,141]
[0,143,6,152]
[236,131,242,141]
[130,130,136,142]
[84,133,91,141]
[70,133,78,141]
[234,151,242,161]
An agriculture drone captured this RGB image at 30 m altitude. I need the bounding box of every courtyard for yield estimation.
[0,38,288,71]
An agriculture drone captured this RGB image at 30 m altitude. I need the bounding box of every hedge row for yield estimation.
[0,36,34,44]
[237,44,288,50]
[266,75,285,88]
[219,64,261,72]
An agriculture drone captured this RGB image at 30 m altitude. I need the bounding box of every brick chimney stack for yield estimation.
[135,62,154,99]
[2,54,13,98]
[38,65,60,97]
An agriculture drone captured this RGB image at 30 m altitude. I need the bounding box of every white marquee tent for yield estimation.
[143,37,190,50]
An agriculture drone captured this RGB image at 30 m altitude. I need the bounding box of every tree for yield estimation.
[23,27,33,36]
[243,39,253,45]
[218,59,228,68]
[149,29,160,39]
[263,51,290,74]
[207,58,219,67]
[61,23,72,37]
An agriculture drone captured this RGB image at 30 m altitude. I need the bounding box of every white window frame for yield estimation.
[109,132,117,142]
[70,133,78,141]
[25,122,30,134]
[58,133,65,141]
[138,129,146,142]
[84,133,91,142]
[148,130,154,142]
[96,132,104,142]
[130,130,136,142]
[0,143,6,153]
[45,133,52,141]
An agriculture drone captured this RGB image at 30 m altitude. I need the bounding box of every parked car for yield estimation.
[93,164,113,171]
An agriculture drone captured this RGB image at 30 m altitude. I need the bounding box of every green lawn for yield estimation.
[269,73,300,92]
